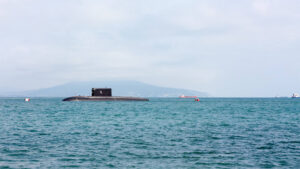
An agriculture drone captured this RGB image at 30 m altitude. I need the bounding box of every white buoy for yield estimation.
[25,98,30,102]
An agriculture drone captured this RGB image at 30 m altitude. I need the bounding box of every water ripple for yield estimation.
[0,98,299,168]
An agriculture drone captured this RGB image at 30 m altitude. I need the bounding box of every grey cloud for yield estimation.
[0,0,300,96]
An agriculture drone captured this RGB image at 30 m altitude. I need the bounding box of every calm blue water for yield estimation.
[0,98,299,168]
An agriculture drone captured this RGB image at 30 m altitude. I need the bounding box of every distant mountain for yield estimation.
[3,81,208,97]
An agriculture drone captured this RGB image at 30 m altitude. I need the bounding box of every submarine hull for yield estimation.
[62,96,149,101]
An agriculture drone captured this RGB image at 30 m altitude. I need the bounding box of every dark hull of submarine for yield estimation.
[63,88,149,101]
[63,96,149,101]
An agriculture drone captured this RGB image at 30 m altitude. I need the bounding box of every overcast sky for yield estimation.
[0,0,299,97]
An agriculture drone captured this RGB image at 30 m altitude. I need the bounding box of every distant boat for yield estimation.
[291,93,299,98]
[179,94,197,98]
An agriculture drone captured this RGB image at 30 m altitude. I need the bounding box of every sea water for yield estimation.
[0,98,299,168]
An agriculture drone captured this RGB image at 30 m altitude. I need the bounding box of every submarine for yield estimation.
[62,88,149,101]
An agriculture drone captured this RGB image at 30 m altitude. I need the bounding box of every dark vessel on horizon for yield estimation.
[62,88,149,101]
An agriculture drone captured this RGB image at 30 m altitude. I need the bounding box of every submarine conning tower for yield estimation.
[92,88,112,96]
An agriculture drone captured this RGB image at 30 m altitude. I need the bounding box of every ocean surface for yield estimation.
[0,98,299,168]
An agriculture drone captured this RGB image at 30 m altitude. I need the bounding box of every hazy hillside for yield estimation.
[3,81,208,97]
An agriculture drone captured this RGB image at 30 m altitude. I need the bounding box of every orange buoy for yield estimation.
[25,98,30,102]
[195,98,200,102]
